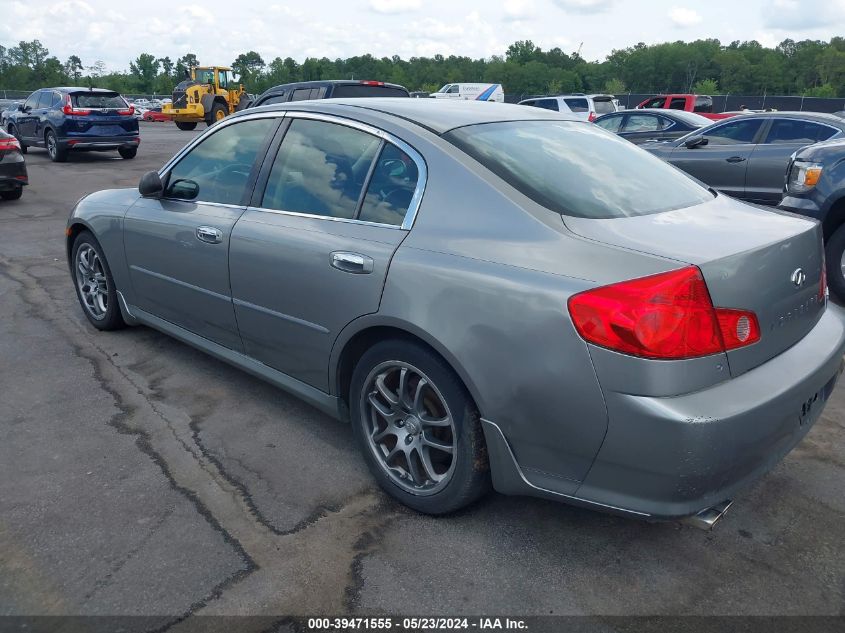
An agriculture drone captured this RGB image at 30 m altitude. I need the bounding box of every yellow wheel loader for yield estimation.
[162,66,249,130]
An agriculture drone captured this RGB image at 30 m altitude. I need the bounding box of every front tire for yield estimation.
[175,121,197,131]
[118,146,137,159]
[825,224,845,302]
[71,231,126,331]
[46,130,67,162]
[350,340,490,514]
[208,102,227,126]
[1,187,22,201]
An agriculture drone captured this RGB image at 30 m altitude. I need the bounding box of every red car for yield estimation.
[636,94,735,121]
[142,108,171,122]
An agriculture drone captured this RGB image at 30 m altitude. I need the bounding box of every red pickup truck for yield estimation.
[635,94,735,121]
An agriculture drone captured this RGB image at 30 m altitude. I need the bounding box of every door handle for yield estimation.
[726,156,747,163]
[331,251,374,274]
[196,226,223,244]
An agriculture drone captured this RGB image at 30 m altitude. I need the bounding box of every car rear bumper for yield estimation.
[485,303,845,521]
[63,136,139,151]
[0,156,28,189]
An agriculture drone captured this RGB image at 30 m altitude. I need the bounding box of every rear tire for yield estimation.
[349,339,490,515]
[118,147,137,159]
[175,121,197,131]
[71,231,126,331]
[46,130,67,163]
[825,224,845,302]
[1,187,22,201]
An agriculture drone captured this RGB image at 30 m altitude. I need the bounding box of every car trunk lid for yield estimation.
[563,195,826,376]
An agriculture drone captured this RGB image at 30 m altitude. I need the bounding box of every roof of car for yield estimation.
[714,111,845,125]
[259,80,407,94]
[246,97,582,134]
[49,87,120,93]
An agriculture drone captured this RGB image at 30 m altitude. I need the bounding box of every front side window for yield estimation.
[703,119,763,145]
[447,85,460,94]
[642,97,666,109]
[259,93,287,106]
[218,70,229,89]
[763,119,838,145]
[24,92,40,110]
[291,88,314,102]
[164,117,276,204]
[595,115,623,133]
[445,120,713,219]
[531,99,559,112]
[358,144,420,226]
[261,119,381,219]
[624,114,662,132]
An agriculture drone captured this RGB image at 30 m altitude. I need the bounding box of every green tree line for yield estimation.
[2,37,844,98]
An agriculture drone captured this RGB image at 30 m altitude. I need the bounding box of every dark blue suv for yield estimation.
[6,87,139,162]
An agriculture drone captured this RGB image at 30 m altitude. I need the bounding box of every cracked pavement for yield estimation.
[0,124,843,626]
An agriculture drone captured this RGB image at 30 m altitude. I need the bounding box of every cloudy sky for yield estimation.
[3,0,844,71]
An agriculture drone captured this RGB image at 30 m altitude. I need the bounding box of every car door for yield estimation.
[16,92,42,141]
[123,115,280,350]
[668,117,765,199]
[745,118,842,204]
[229,113,425,392]
[36,91,61,141]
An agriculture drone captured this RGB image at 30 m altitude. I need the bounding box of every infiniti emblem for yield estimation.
[791,268,807,288]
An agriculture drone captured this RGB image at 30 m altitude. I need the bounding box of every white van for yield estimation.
[430,83,504,102]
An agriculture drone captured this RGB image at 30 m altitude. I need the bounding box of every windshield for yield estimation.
[444,120,713,219]
[669,110,713,127]
[71,92,127,108]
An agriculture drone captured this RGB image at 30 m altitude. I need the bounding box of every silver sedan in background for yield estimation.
[66,99,844,527]
[644,112,845,205]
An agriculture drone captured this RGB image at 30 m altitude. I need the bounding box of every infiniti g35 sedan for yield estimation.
[66,99,845,526]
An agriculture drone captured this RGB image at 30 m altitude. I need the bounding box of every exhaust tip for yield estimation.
[681,499,733,531]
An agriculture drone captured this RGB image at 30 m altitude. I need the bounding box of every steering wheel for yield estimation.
[211,163,252,202]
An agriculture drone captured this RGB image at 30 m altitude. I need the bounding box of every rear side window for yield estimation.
[624,114,662,132]
[72,92,127,108]
[593,98,615,114]
[564,98,589,112]
[595,114,624,133]
[703,119,763,145]
[261,119,381,219]
[23,92,39,110]
[37,91,53,108]
[444,120,713,219]
[669,97,687,110]
[332,85,409,98]
[763,119,839,144]
[164,118,276,204]
[358,144,420,226]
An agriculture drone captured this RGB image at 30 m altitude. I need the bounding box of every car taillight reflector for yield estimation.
[567,266,760,360]
[62,95,90,116]
[588,111,597,122]
[0,138,21,151]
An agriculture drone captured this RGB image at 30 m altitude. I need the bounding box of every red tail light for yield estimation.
[567,266,760,360]
[117,105,135,116]
[62,95,90,116]
[0,137,21,151]
[361,81,385,86]
[588,111,597,122]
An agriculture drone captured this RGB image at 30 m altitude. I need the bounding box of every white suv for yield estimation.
[517,94,620,122]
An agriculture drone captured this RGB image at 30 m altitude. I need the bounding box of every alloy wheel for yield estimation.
[75,244,109,320]
[46,133,57,159]
[361,361,457,496]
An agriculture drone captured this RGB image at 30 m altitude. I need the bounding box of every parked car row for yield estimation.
[66,98,842,527]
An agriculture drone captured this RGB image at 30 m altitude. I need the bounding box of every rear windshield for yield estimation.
[593,97,615,114]
[71,92,127,108]
[444,120,713,219]
[331,85,409,98]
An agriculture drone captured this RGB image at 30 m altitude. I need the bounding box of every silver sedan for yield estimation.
[66,99,844,527]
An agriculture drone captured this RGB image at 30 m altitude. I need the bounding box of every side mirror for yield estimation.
[17,103,26,112]
[685,135,708,149]
[139,171,164,198]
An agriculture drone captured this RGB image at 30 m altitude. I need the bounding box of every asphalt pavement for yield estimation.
[0,121,843,628]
